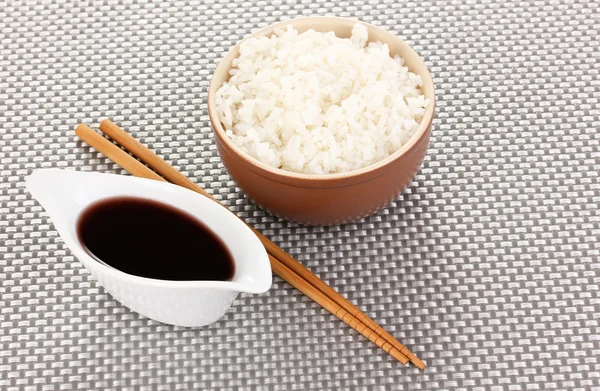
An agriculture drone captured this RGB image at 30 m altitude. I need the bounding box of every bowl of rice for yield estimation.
[208,17,435,225]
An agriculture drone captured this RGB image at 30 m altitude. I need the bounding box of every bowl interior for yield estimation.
[207,17,435,183]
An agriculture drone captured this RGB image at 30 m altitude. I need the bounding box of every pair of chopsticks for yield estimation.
[76,119,425,369]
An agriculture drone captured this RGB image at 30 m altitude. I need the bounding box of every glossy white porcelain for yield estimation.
[26,169,272,327]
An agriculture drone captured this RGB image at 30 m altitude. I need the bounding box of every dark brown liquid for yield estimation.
[77,197,235,281]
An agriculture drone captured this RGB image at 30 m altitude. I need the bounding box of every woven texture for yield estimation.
[1,0,599,389]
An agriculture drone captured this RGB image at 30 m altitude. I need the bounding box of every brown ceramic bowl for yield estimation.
[208,17,435,226]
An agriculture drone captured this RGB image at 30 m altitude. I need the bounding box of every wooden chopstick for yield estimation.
[77,122,424,368]
[95,120,424,368]
[76,124,409,365]
[98,119,425,369]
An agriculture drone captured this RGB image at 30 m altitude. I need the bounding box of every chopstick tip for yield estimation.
[75,123,92,136]
[99,118,113,128]
[414,359,426,370]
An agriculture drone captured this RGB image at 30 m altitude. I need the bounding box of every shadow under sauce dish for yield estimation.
[77,196,235,281]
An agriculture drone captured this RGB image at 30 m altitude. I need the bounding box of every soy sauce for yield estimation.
[77,197,235,281]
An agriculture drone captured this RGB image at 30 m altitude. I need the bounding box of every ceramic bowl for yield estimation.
[26,169,272,327]
[208,17,435,226]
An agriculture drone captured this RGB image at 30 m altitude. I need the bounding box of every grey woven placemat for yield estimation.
[1,0,599,390]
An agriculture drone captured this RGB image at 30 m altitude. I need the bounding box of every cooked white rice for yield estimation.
[215,24,429,175]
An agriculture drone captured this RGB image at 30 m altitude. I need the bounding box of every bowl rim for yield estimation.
[207,16,435,183]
